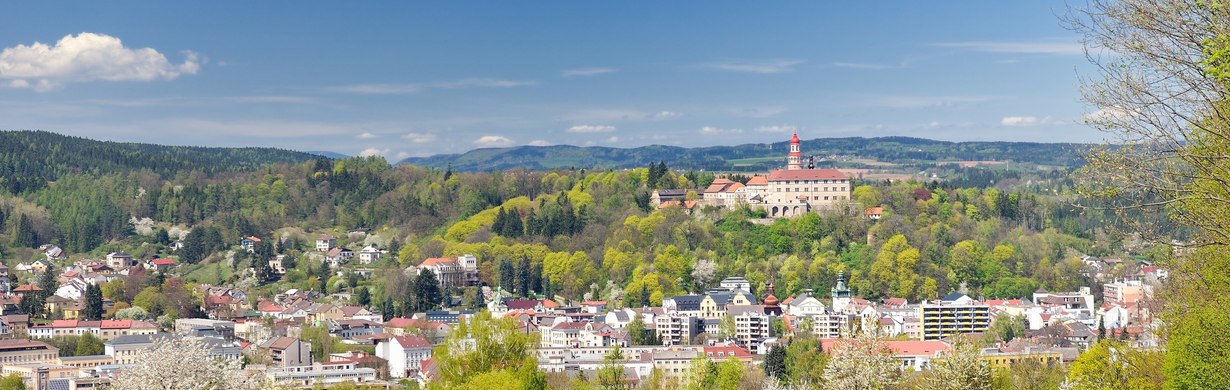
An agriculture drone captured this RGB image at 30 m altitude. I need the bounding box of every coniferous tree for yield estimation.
[492,207,507,235]
[499,260,516,294]
[471,287,484,309]
[382,297,394,321]
[10,214,35,248]
[765,345,787,379]
[83,284,104,321]
[180,228,207,264]
[355,286,371,306]
[515,259,531,297]
[415,269,443,311]
[252,257,273,284]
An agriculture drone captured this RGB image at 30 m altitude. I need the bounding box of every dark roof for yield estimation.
[941,292,967,302]
[667,295,702,311]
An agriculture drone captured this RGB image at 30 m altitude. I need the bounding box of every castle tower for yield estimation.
[787,132,803,170]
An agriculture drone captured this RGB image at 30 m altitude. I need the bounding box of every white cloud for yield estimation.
[561,67,616,77]
[730,106,788,118]
[700,126,743,134]
[394,151,411,160]
[356,132,378,139]
[756,125,798,133]
[1084,106,1138,123]
[1001,116,1039,126]
[402,132,437,143]
[527,140,552,146]
[701,58,804,74]
[832,60,912,70]
[474,135,515,147]
[876,95,996,109]
[606,136,620,144]
[433,78,536,88]
[0,32,199,91]
[567,125,617,133]
[932,40,1083,55]
[330,83,423,94]
[358,148,388,157]
[331,78,535,95]
[557,109,683,122]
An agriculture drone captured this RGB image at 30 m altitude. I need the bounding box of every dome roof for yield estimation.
[790,132,800,144]
[764,294,780,307]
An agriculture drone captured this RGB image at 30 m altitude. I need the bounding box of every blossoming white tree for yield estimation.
[108,337,267,390]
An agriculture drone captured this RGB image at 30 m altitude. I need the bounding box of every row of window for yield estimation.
[780,187,848,193]
[782,180,847,184]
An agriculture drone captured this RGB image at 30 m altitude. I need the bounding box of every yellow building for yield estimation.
[0,363,79,388]
[979,347,1064,369]
[0,340,58,365]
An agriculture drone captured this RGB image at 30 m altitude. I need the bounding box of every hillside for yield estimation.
[399,136,1092,171]
[0,130,321,193]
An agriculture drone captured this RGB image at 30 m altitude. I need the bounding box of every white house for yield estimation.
[376,334,433,378]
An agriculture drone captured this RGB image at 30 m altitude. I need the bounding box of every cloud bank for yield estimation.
[0,32,199,91]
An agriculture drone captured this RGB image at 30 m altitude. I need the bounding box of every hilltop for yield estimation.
[0,130,321,193]
[399,136,1091,172]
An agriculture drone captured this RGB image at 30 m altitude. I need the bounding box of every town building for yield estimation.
[376,335,433,378]
[918,300,991,340]
[259,337,312,367]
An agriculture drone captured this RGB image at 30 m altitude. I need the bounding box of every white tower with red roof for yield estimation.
[787,132,803,170]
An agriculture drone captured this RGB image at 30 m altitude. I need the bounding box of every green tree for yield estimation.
[83,283,104,321]
[415,269,443,311]
[0,374,24,390]
[75,332,105,356]
[9,214,35,248]
[1065,340,1165,390]
[596,346,626,389]
[628,314,649,346]
[355,286,371,307]
[428,311,545,389]
[764,344,787,380]
[1068,0,1230,387]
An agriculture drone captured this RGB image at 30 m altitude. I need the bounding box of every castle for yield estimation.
[662,132,852,217]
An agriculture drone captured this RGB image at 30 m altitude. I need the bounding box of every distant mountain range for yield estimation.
[399,136,1092,172]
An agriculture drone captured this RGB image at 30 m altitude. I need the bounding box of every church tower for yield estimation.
[787,132,803,170]
[831,270,851,313]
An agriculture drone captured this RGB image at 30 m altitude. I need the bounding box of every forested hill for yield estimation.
[399,136,1092,172]
[0,130,319,193]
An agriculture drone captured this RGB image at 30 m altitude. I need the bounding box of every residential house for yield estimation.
[240,236,263,252]
[357,245,382,264]
[376,334,433,378]
[324,247,355,267]
[327,319,384,341]
[39,245,66,261]
[148,258,175,272]
[864,207,884,220]
[105,252,137,269]
[260,337,312,367]
[316,235,338,252]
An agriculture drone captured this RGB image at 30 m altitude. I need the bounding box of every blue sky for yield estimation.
[0,2,1101,160]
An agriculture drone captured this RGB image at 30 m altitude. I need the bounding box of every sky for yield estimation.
[0,2,1106,160]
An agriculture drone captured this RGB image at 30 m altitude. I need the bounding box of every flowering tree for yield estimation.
[821,337,901,390]
[108,337,266,390]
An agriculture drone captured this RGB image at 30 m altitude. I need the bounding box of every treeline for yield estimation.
[0,130,318,194]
